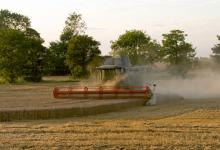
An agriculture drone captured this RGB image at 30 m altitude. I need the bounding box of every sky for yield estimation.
[1,0,220,56]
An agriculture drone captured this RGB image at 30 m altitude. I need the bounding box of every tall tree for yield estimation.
[211,35,220,64]
[60,12,86,42]
[161,30,196,76]
[0,10,46,82]
[111,30,160,65]
[66,35,101,78]
[47,12,87,75]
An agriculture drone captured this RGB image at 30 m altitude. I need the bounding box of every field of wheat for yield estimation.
[0,97,219,149]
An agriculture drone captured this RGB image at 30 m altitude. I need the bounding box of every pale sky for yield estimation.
[1,0,220,56]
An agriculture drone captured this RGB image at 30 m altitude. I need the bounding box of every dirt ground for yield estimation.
[0,77,219,149]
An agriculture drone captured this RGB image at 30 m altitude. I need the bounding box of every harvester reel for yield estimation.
[53,86,152,101]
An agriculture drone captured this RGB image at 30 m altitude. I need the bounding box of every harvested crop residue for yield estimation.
[0,99,219,149]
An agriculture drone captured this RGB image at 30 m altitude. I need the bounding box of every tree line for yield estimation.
[0,9,219,83]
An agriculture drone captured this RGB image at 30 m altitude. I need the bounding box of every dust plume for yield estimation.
[156,70,220,99]
[123,68,220,100]
[79,65,220,100]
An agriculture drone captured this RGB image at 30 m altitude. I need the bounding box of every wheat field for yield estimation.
[0,97,219,149]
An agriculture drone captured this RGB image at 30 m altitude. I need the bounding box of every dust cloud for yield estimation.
[80,67,220,100]
[124,68,220,100]
[156,75,220,99]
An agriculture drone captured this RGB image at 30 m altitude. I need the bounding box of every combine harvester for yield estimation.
[53,56,157,105]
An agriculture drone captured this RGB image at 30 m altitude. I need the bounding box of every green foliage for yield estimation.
[211,35,220,64]
[0,10,46,83]
[161,30,196,76]
[46,41,69,75]
[60,12,86,42]
[66,35,101,78]
[22,30,46,82]
[0,29,26,82]
[24,28,44,42]
[140,40,161,65]
[111,30,160,65]
[0,9,30,31]
[0,29,45,82]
